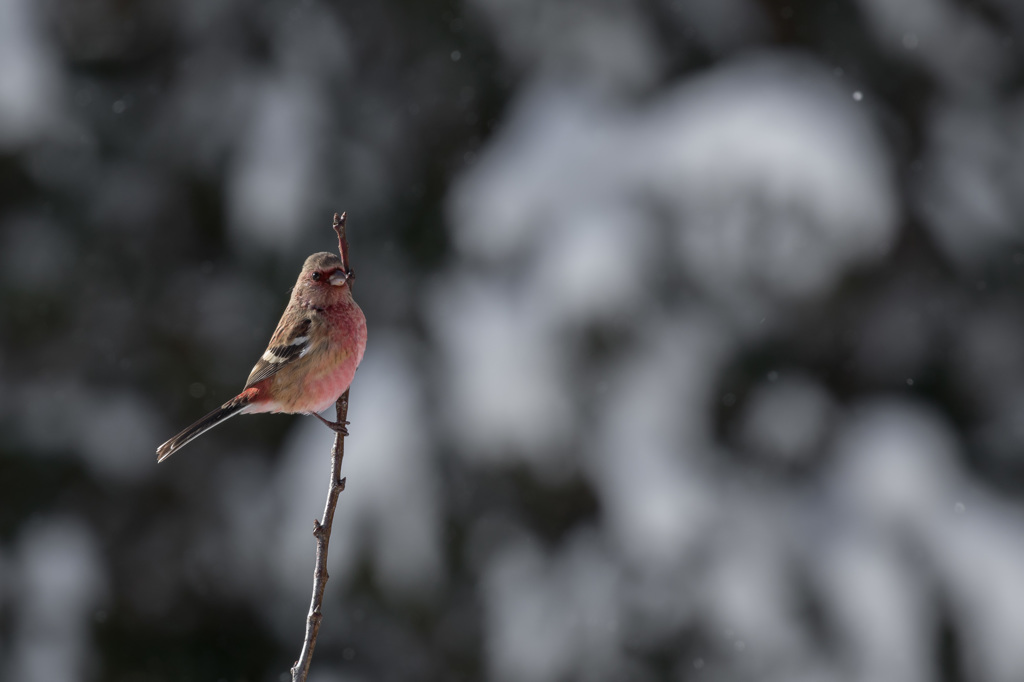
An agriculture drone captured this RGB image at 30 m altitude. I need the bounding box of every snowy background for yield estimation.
[1,0,1024,680]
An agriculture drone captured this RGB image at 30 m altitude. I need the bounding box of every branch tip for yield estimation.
[332,211,350,271]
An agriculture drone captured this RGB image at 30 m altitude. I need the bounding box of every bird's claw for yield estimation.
[312,412,349,436]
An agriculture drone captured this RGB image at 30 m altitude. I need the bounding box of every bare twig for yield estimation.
[333,212,349,272]
[290,393,349,682]
[290,214,355,681]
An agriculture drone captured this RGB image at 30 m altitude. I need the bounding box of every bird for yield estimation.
[157,250,367,462]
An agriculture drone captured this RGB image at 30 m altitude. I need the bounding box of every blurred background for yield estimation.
[1,0,1024,680]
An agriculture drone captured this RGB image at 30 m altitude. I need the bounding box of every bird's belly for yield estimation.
[299,320,366,414]
[304,356,359,414]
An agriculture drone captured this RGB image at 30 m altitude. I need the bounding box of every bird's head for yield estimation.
[295,252,354,307]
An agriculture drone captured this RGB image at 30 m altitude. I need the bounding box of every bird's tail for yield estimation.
[157,400,249,462]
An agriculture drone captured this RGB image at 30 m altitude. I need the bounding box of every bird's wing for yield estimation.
[244,313,314,389]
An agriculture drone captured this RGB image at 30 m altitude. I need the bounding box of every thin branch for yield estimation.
[291,213,355,682]
[291,389,350,682]
[333,212,349,273]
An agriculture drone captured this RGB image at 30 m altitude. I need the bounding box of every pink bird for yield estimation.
[157,244,367,462]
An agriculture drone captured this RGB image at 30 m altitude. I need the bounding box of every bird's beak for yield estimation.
[329,269,349,286]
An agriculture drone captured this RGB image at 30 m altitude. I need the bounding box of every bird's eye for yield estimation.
[311,272,322,282]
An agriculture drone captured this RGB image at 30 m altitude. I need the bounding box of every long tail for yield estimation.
[157,400,249,462]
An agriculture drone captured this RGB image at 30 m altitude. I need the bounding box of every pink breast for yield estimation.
[305,304,367,414]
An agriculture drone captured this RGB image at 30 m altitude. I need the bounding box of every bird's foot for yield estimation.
[312,412,349,436]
